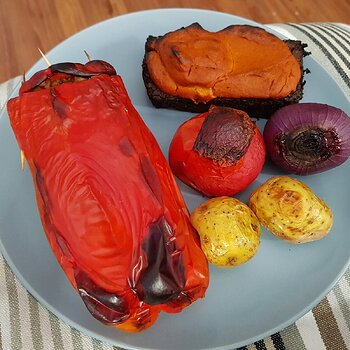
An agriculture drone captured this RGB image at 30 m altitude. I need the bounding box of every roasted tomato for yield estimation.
[169,106,266,196]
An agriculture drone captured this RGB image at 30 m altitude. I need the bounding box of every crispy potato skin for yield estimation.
[191,197,260,267]
[249,176,333,243]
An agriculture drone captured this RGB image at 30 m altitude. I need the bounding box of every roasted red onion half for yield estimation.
[263,103,350,175]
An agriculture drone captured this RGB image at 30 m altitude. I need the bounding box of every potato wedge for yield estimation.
[191,197,260,267]
[249,176,333,243]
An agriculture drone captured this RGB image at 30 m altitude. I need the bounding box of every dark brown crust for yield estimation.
[193,106,254,165]
[142,24,309,119]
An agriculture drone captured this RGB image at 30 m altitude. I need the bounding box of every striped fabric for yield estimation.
[0,23,349,350]
[270,23,350,101]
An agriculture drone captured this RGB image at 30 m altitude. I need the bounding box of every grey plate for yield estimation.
[0,9,349,350]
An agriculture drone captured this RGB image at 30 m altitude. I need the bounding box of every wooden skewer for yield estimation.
[84,50,92,62]
[21,71,26,170]
[19,50,49,171]
[21,150,25,171]
[38,48,51,67]
[20,49,49,171]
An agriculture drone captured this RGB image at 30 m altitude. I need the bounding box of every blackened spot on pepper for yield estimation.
[74,269,130,325]
[137,216,185,305]
[50,89,70,119]
[193,106,254,165]
[84,60,116,75]
[51,61,116,77]
[34,165,129,325]
[35,166,53,211]
[119,137,135,157]
[35,165,74,260]
[51,63,95,77]
[20,70,48,93]
[21,60,116,94]
[140,155,163,205]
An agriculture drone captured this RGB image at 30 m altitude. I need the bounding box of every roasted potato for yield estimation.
[191,197,260,267]
[249,176,333,243]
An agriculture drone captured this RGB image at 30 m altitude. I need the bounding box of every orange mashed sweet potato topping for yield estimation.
[145,24,302,101]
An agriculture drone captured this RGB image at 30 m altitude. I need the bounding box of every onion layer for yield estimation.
[263,103,350,175]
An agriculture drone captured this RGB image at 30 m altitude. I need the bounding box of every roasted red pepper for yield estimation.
[169,106,266,196]
[7,60,209,332]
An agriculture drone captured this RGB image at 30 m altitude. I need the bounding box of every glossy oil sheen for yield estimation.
[0,9,349,350]
[7,62,209,331]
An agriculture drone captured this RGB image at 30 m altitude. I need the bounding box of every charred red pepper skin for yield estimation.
[7,61,209,332]
[169,109,266,196]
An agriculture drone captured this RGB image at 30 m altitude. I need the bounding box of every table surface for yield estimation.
[0,0,350,83]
